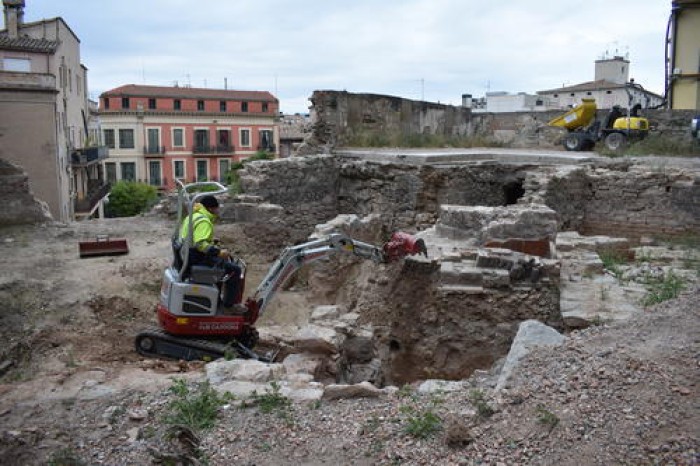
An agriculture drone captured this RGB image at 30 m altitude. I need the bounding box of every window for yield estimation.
[146,128,160,154]
[174,99,181,110]
[586,92,592,96]
[148,160,162,186]
[606,90,612,94]
[103,98,110,110]
[194,129,209,152]
[196,160,208,181]
[553,94,559,98]
[3,57,31,72]
[105,162,117,183]
[197,100,205,111]
[569,93,575,97]
[120,162,136,181]
[241,102,248,112]
[535,99,543,106]
[173,160,185,179]
[259,129,273,150]
[121,97,130,109]
[240,128,250,147]
[218,159,230,182]
[103,129,115,149]
[119,129,135,149]
[148,98,156,109]
[172,128,184,148]
[262,102,268,112]
[217,129,231,151]
[220,101,226,112]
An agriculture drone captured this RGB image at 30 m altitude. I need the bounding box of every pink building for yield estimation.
[99,84,279,191]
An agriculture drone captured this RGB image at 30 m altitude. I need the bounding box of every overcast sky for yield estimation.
[19,0,671,114]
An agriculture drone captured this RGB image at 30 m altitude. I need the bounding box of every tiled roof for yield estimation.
[0,34,58,53]
[101,84,277,102]
[538,79,626,94]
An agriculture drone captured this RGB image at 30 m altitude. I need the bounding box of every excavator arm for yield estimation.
[248,232,427,319]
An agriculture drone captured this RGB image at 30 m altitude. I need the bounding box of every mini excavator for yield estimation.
[135,181,427,362]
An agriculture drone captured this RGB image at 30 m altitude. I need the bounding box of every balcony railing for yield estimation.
[192,144,235,155]
[71,146,109,166]
[257,144,277,153]
[74,181,111,213]
[143,145,166,156]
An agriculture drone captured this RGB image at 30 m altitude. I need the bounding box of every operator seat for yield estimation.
[171,238,224,285]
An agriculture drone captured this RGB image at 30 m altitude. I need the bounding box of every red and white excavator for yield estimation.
[135,181,427,362]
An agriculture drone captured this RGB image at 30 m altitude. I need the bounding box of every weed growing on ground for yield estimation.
[47,447,87,466]
[642,270,685,306]
[469,389,495,418]
[397,384,414,398]
[162,378,232,431]
[244,381,294,424]
[399,392,445,439]
[400,404,442,439]
[536,404,559,430]
[599,250,629,280]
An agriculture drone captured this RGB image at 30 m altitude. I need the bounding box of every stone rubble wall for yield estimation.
[237,154,699,241]
[0,158,52,225]
[299,91,473,153]
[237,155,339,240]
[338,160,529,232]
[528,161,700,238]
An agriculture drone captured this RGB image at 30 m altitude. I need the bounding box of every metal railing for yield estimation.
[257,144,276,153]
[71,146,109,165]
[143,145,166,155]
[74,181,111,213]
[192,144,235,154]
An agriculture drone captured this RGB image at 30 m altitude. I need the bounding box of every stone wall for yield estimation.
[0,158,52,225]
[527,161,700,238]
[237,154,700,244]
[237,155,339,240]
[338,160,531,231]
[300,91,472,153]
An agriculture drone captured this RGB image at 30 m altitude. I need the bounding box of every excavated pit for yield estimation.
[234,151,700,387]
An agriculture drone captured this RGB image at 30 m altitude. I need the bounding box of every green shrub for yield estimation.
[105,180,158,217]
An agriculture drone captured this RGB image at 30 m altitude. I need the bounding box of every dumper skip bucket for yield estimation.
[78,235,129,258]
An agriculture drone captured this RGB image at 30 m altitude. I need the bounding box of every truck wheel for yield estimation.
[563,134,584,151]
[605,132,627,152]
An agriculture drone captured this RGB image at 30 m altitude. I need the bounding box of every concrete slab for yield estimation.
[336,147,599,166]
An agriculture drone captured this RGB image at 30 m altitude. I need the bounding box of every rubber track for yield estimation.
[135,327,265,362]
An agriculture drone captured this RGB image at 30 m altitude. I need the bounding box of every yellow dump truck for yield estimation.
[548,98,649,151]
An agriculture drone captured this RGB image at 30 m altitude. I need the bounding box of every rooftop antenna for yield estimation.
[224,77,227,90]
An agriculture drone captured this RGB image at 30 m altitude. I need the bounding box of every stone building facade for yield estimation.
[0,0,97,222]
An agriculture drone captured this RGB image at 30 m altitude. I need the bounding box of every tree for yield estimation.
[105,181,158,217]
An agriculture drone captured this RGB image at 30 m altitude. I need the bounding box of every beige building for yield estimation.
[0,0,105,221]
[537,56,663,110]
[667,0,700,110]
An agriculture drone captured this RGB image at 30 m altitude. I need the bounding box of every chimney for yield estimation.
[3,0,25,38]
